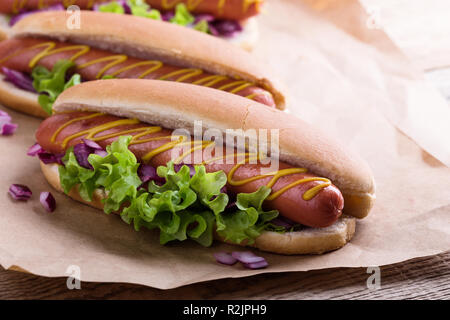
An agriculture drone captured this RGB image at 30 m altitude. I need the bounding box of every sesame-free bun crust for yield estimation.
[41,161,356,255]
[53,79,376,219]
[1,14,258,50]
[0,75,47,117]
[11,11,285,105]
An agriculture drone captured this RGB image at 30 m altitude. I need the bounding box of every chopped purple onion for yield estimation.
[1,122,18,135]
[225,201,237,210]
[270,218,294,229]
[207,23,219,36]
[94,149,108,157]
[1,67,36,93]
[73,143,94,169]
[231,251,266,264]
[209,20,242,38]
[119,0,132,14]
[27,143,44,156]
[29,144,64,164]
[194,13,215,23]
[242,260,269,269]
[40,191,56,212]
[174,163,196,177]
[82,139,103,150]
[38,152,61,164]
[214,252,238,265]
[162,11,175,21]
[9,4,65,26]
[93,0,131,14]
[0,110,12,123]
[138,164,166,184]
[8,184,32,201]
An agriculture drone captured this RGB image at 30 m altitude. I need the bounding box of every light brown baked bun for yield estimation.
[0,11,284,117]
[41,161,356,255]
[0,13,259,51]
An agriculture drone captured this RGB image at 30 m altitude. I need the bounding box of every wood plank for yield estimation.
[0,252,448,299]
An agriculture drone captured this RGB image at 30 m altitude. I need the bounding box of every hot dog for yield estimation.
[0,38,275,106]
[0,11,285,118]
[36,111,344,228]
[31,79,376,254]
[0,1,264,50]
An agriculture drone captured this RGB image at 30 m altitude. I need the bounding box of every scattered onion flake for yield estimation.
[82,139,103,150]
[232,251,266,264]
[27,143,44,156]
[1,123,18,135]
[8,184,32,201]
[215,251,268,269]
[94,149,108,157]
[213,252,238,265]
[0,110,18,136]
[40,191,56,212]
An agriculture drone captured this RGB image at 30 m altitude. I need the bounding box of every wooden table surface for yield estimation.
[1,252,449,299]
[1,4,450,300]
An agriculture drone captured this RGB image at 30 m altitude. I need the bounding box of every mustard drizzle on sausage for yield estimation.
[11,0,262,17]
[0,41,268,102]
[160,0,263,13]
[12,0,85,13]
[51,113,332,201]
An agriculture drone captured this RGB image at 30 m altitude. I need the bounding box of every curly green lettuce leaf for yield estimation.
[193,19,209,33]
[129,0,161,19]
[170,3,195,26]
[31,60,81,115]
[59,148,96,201]
[58,136,279,247]
[60,136,141,212]
[189,165,228,229]
[217,186,279,245]
[97,1,125,13]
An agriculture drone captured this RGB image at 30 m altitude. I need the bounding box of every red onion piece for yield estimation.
[40,191,56,212]
[73,143,94,169]
[9,184,32,201]
[270,218,294,229]
[214,252,238,265]
[231,251,266,264]
[174,163,195,177]
[1,122,18,135]
[194,13,215,23]
[209,20,242,38]
[0,110,12,123]
[38,152,57,164]
[27,143,44,156]
[138,164,166,184]
[82,139,103,150]
[94,149,108,157]
[37,152,64,165]
[162,11,175,21]
[242,260,269,269]
[1,67,36,92]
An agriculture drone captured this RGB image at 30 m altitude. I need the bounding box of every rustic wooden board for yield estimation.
[0,252,448,299]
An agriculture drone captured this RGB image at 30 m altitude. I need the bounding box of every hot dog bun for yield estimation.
[0,14,259,50]
[41,161,356,254]
[0,11,283,112]
[53,79,376,219]
[0,75,45,117]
